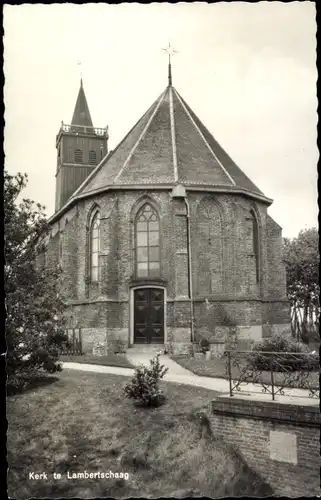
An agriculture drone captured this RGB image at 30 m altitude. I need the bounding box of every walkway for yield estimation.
[62,352,319,406]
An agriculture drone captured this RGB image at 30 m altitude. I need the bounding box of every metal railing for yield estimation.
[224,350,319,400]
[59,123,108,136]
[60,328,83,355]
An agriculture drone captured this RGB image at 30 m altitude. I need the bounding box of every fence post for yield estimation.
[227,351,233,397]
[270,356,275,401]
[79,328,82,355]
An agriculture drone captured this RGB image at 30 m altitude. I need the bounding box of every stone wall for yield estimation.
[209,396,320,496]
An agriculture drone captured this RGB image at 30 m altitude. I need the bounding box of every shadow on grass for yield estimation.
[7,375,60,397]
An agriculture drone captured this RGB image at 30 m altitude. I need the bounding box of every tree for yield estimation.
[283,228,319,343]
[5,170,66,388]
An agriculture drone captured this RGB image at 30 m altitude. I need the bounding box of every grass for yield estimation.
[7,369,273,499]
[59,353,134,369]
[172,355,320,390]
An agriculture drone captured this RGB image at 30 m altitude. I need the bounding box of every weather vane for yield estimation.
[162,42,178,86]
[77,60,83,81]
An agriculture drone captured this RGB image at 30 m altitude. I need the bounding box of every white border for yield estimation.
[129,285,167,346]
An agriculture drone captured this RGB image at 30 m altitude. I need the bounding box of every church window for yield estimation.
[74,149,83,163]
[89,150,97,165]
[135,203,160,278]
[197,198,223,295]
[250,210,260,283]
[90,212,100,283]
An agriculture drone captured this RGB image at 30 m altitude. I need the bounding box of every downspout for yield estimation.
[184,196,195,343]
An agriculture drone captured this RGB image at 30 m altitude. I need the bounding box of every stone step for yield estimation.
[128,344,166,354]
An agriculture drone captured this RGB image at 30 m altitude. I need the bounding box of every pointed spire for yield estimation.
[71,79,93,127]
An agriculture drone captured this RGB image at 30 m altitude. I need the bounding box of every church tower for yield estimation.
[55,79,109,211]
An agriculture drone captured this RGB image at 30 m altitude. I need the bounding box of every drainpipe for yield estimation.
[184,196,195,343]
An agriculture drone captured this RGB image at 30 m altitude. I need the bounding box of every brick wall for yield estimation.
[47,189,290,349]
[209,396,320,496]
[266,215,287,300]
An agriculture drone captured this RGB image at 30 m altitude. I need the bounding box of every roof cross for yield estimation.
[162,42,178,86]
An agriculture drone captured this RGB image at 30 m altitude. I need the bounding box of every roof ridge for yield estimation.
[168,86,178,183]
[113,88,168,184]
[172,88,236,186]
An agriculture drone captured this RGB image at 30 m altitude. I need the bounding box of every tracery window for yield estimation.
[135,203,160,278]
[90,211,100,283]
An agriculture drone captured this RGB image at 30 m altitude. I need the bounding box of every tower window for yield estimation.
[89,150,97,165]
[74,149,83,163]
[135,203,160,278]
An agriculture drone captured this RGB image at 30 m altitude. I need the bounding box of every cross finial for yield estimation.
[77,60,83,85]
[162,41,178,86]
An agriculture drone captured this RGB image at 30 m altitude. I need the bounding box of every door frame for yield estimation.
[129,285,167,345]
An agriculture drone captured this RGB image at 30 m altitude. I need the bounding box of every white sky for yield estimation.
[4,2,318,238]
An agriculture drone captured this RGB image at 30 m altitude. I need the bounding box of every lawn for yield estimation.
[59,353,134,368]
[172,355,319,390]
[7,369,273,499]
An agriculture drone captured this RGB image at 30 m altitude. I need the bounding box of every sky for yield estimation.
[4,2,318,238]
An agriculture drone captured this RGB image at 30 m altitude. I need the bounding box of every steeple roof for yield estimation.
[71,79,93,127]
[73,84,267,200]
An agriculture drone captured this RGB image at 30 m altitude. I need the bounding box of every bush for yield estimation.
[124,354,168,407]
[199,338,210,353]
[249,335,319,372]
[114,338,126,354]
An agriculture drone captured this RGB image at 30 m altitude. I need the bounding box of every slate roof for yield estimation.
[71,79,93,127]
[75,84,265,198]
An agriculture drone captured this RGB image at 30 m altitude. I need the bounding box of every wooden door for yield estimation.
[134,288,164,343]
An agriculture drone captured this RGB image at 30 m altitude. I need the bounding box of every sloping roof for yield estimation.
[71,79,93,127]
[75,84,265,198]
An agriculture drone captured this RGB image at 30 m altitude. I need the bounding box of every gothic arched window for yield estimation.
[135,203,160,278]
[90,211,100,283]
[197,198,223,295]
[75,149,83,163]
[250,210,260,283]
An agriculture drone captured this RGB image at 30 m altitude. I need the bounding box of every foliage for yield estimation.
[124,354,168,407]
[113,338,126,354]
[249,335,319,372]
[199,338,210,353]
[5,171,66,388]
[283,228,319,343]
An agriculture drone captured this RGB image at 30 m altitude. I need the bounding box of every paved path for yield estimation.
[62,353,319,406]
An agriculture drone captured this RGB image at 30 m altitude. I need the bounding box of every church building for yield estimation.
[43,59,290,355]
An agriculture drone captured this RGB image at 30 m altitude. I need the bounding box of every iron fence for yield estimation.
[60,328,83,355]
[224,350,319,400]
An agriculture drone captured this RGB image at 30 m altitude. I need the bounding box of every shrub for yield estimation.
[114,338,126,354]
[124,354,168,407]
[249,335,319,372]
[199,338,210,354]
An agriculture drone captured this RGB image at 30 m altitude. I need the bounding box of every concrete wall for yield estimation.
[209,396,320,496]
